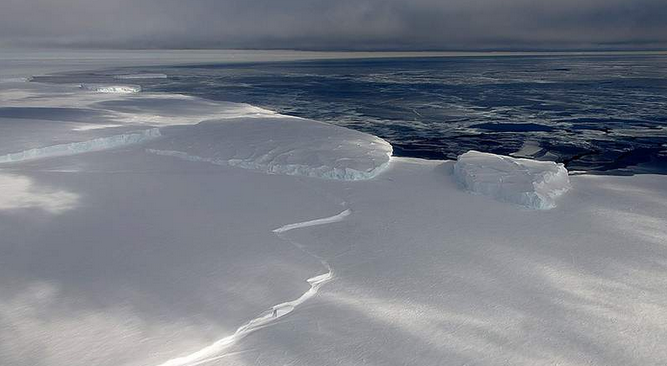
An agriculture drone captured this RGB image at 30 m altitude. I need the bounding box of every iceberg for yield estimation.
[80,84,141,94]
[454,150,571,209]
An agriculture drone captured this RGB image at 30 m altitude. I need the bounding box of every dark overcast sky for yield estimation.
[1,0,666,50]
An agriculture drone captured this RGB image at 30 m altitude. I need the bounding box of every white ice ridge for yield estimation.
[115,73,168,79]
[80,84,141,93]
[155,209,350,366]
[0,128,161,164]
[148,148,389,181]
[273,209,351,233]
[454,150,571,210]
[146,118,393,181]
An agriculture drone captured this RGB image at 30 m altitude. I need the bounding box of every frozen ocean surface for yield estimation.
[1,50,667,366]
[36,54,667,174]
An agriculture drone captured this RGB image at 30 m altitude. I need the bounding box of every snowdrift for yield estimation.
[454,150,570,209]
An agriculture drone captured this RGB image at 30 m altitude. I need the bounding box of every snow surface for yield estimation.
[155,210,348,366]
[1,50,666,366]
[455,150,571,209]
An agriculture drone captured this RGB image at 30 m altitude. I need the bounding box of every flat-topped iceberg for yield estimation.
[454,150,570,209]
[80,84,141,94]
[148,118,392,181]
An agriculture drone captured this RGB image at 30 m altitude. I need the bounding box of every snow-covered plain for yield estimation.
[1,51,666,366]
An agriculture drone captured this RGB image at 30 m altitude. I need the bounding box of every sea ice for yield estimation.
[454,150,570,209]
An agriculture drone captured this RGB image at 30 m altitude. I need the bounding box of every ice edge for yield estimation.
[0,129,162,164]
[147,149,391,181]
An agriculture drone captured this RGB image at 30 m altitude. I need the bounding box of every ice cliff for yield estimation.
[148,118,392,181]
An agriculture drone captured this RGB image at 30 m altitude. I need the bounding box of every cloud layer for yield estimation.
[1,0,666,50]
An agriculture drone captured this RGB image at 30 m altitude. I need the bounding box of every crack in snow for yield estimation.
[153,209,350,366]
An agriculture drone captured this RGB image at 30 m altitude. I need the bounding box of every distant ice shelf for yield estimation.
[454,150,570,209]
[115,73,168,80]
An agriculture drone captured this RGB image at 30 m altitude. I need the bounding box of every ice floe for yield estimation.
[454,150,571,209]
[80,84,141,93]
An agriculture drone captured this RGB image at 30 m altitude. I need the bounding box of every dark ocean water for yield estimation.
[37,55,667,174]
